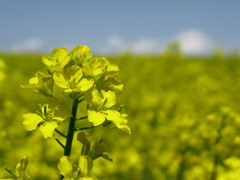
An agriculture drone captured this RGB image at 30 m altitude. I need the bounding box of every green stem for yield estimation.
[60,99,79,180]
[64,99,79,156]
[53,135,65,149]
[55,129,67,138]
[78,98,85,104]
[4,166,18,178]
[75,126,95,131]
[76,116,88,121]
[75,124,102,131]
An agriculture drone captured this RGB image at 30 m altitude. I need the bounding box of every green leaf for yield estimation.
[78,156,93,176]
[88,110,105,126]
[58,156,73,178]
[53,72,69,89]
[22,113,43,131]
[39,121,58,138]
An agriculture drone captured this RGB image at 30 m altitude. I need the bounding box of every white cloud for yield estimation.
[107,36,124,48]
[175,30,213,54]
[100,35,125,53]
[10,38,45,52]
[100,30,214,55]
[130,38,161,54]
[101,35,163,54]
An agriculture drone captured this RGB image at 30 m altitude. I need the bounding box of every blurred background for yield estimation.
[0,1,240,180]
[0,1,239,55]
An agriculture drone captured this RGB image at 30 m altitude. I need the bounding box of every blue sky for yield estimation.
[0,1,239,54]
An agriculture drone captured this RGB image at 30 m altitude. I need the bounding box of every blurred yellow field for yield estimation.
[0,49,240,179]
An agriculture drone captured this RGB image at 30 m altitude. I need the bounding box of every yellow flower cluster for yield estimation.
[22,46,130,138]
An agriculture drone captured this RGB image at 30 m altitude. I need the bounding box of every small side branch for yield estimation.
[53,135,65,149]
[4,166,17,177]
[78,98,85,104]
[76,116,88,121]
[55,129,67,138]
[75,126,95,131]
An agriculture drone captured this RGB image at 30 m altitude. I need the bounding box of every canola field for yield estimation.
[0,51,240,180]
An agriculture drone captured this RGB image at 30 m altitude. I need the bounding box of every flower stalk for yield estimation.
[17,45,130,180]
[64,98,79,157]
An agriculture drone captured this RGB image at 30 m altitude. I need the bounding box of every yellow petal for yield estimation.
[89,57,109,76]
[104,110,131,134]
[58,156,73,177]
[111,83,123,91]
[60,55,71,68]
[53,72,69,89]
[52,47,68,62]
[106,64,119,74]
[88,110,105,126]
[77,78,94,92]
[39,121,58,138]
[78,155,93,176]
[22,113,43,131]
[42,56,56,67]
[91,88,103,107]
[64,89,74,94]
[29,76,39,85]
[72,46,91,58]
[72,68,83,83]
[92,68,104,76]
[52,116,65,122]
[101,90,116,108]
